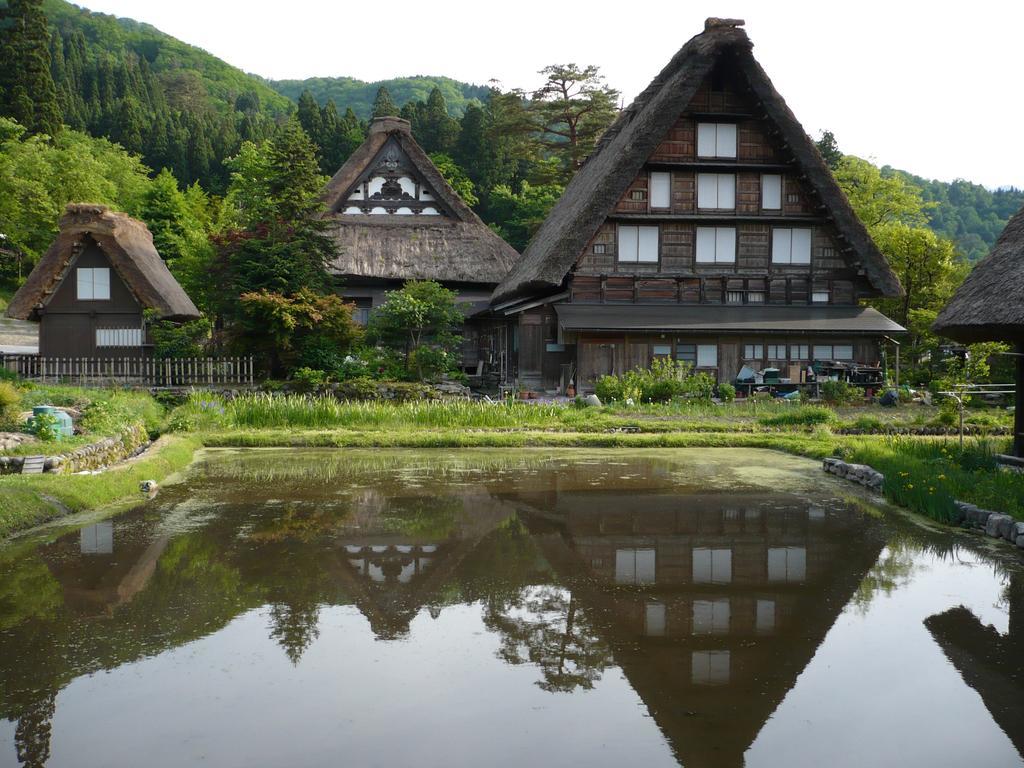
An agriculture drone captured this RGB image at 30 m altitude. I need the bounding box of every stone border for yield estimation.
[822,457,885,490]
[955,503,1024,549]
[823,456,1024,550]
[0,424,149,475]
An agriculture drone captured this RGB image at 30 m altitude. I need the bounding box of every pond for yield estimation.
[0,448,1022,768]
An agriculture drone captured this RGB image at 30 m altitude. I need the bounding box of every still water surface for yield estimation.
[0,448,1022,768]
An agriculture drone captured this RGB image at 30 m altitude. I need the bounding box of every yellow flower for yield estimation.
[937,474,946,480]
[906,484,914,490]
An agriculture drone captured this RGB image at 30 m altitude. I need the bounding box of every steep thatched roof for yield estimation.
[6,204,200,321]
[492,18,902,305]
[933,205,1024,343]
[321,116,519,285]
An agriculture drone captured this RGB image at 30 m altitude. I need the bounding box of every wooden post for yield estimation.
[1016,343,1024,458]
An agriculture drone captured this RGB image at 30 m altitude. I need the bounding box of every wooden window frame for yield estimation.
[771,227,812,266]
[76,267,111,301]
[649,171,672,210]
[697,173,736,211]
[617,224,660,265]
[695,226,737,265]
[761,173,783,211]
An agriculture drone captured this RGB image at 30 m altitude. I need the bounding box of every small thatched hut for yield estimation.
[6,204,200,358]
[933,205,1024,455]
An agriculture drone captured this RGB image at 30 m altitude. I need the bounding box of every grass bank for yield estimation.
[0,435,199,537]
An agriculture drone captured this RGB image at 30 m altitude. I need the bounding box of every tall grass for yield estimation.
[843,437,1022,522]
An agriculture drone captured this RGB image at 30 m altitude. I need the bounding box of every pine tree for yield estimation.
[371,85,397,118]
[296,89,323,147]
[0,0,62,136]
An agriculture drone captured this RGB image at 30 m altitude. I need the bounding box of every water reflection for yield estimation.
[0,448,1021,768]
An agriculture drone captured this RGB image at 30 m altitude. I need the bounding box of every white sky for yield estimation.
[75,0,1023,189]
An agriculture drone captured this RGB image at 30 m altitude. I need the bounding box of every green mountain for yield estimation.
[266,75,491,119]
[42,0,293,190]
[885,168,1024,261]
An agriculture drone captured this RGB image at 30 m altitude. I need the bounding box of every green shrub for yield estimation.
[717,383,736,403]
[850,415,886,432]
[29,411,59,441]
[821,379,860,405]
[334,377,382,401]
[0,381,19,428]
[291,367,329,393]
[760,405,837,428]
[595,375,622,403]
[0,368,19,382]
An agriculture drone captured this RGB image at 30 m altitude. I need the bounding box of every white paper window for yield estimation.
[697,173,736,210]
[756,599,775,633]
[692,547,732,584]
[792,344,809,360]
[692,599,730,635]
[618,225,659,263]
[615,548,656,585]
[813,345,833,360]
[812,291,830,303]
[696,344,718,368]
[697,123,737,158]
[771,228,812,265]
[767,546,806,582]
[650,172,671,209]
[77,268,110,300]
[762,174,782,210]
[692,650,730,685]
[743,344,763,360]
[96,328,143,347]
[726,291,744,304]
[652,344,672,357]
[747,291,765,303]
[834,345,854,360]
[766,344,787,359]
[695,227,736,264]
[645,602,667,637]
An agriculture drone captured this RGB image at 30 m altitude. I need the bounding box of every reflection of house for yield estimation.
[491,18,905,391]
[5,204,200,358]
[925,574,1024,760]
[330,488,517,639]
[520,491,886,768]
[320,116,520,373]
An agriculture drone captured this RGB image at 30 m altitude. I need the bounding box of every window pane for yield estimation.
[762,174,782,209]
[697,344,717,367]
[793,345,809,359]
[718,174,736,209]
[772,228,792,264]
[637,226,659,263]
[697,173,718,208]
[618,226,638,262]
[812,291,830,303]
[756,599,775,633]
[695,227,717,263]
[615,549,637,584]
[676,344,696,362]
[697,123,717,157]
[93,268,110,299]
[652,344,672,356]
[834,345,854,360]
[715,227,735,263]
[77,268,93,300]
[726,291,744,304]
[650,172,671,208]
[747,291,765,304]
[813,345,833,360]
[792,229,812,264]
[717,123,737,158]
[645,602,666,637]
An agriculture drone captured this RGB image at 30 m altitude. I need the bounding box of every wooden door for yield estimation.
[719,342,740,383]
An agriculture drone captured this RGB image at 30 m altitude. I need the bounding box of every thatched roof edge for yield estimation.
[933,205,1024,343]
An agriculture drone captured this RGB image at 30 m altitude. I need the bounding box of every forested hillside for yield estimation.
[885,168,1024,261]
[268,76,490,120]
[41,0,293,191]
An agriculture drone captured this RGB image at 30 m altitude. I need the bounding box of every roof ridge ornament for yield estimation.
[705,17,745,31]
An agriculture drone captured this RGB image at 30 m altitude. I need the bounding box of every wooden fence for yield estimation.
[0,354,255,387]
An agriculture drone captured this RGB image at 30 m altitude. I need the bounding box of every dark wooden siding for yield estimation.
[39,241,145,358]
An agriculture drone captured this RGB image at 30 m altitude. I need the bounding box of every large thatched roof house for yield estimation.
[490,18,905,392]
[321,116,519,325]
[6,204,200,358]
[934,204,1024,455]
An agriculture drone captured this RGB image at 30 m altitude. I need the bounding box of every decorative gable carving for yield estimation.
[340,138,444,217]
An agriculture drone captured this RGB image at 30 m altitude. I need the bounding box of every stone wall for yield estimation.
[0,423,149,475]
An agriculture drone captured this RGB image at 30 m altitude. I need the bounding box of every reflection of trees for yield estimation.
[484,585,612,693]
[850,540,919,613]
[268,601,321,665]
[14,690,55,768]
[0,552,62,631]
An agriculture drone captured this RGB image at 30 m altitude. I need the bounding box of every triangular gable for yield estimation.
[492,18,902,305]
[321,116,478,224]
